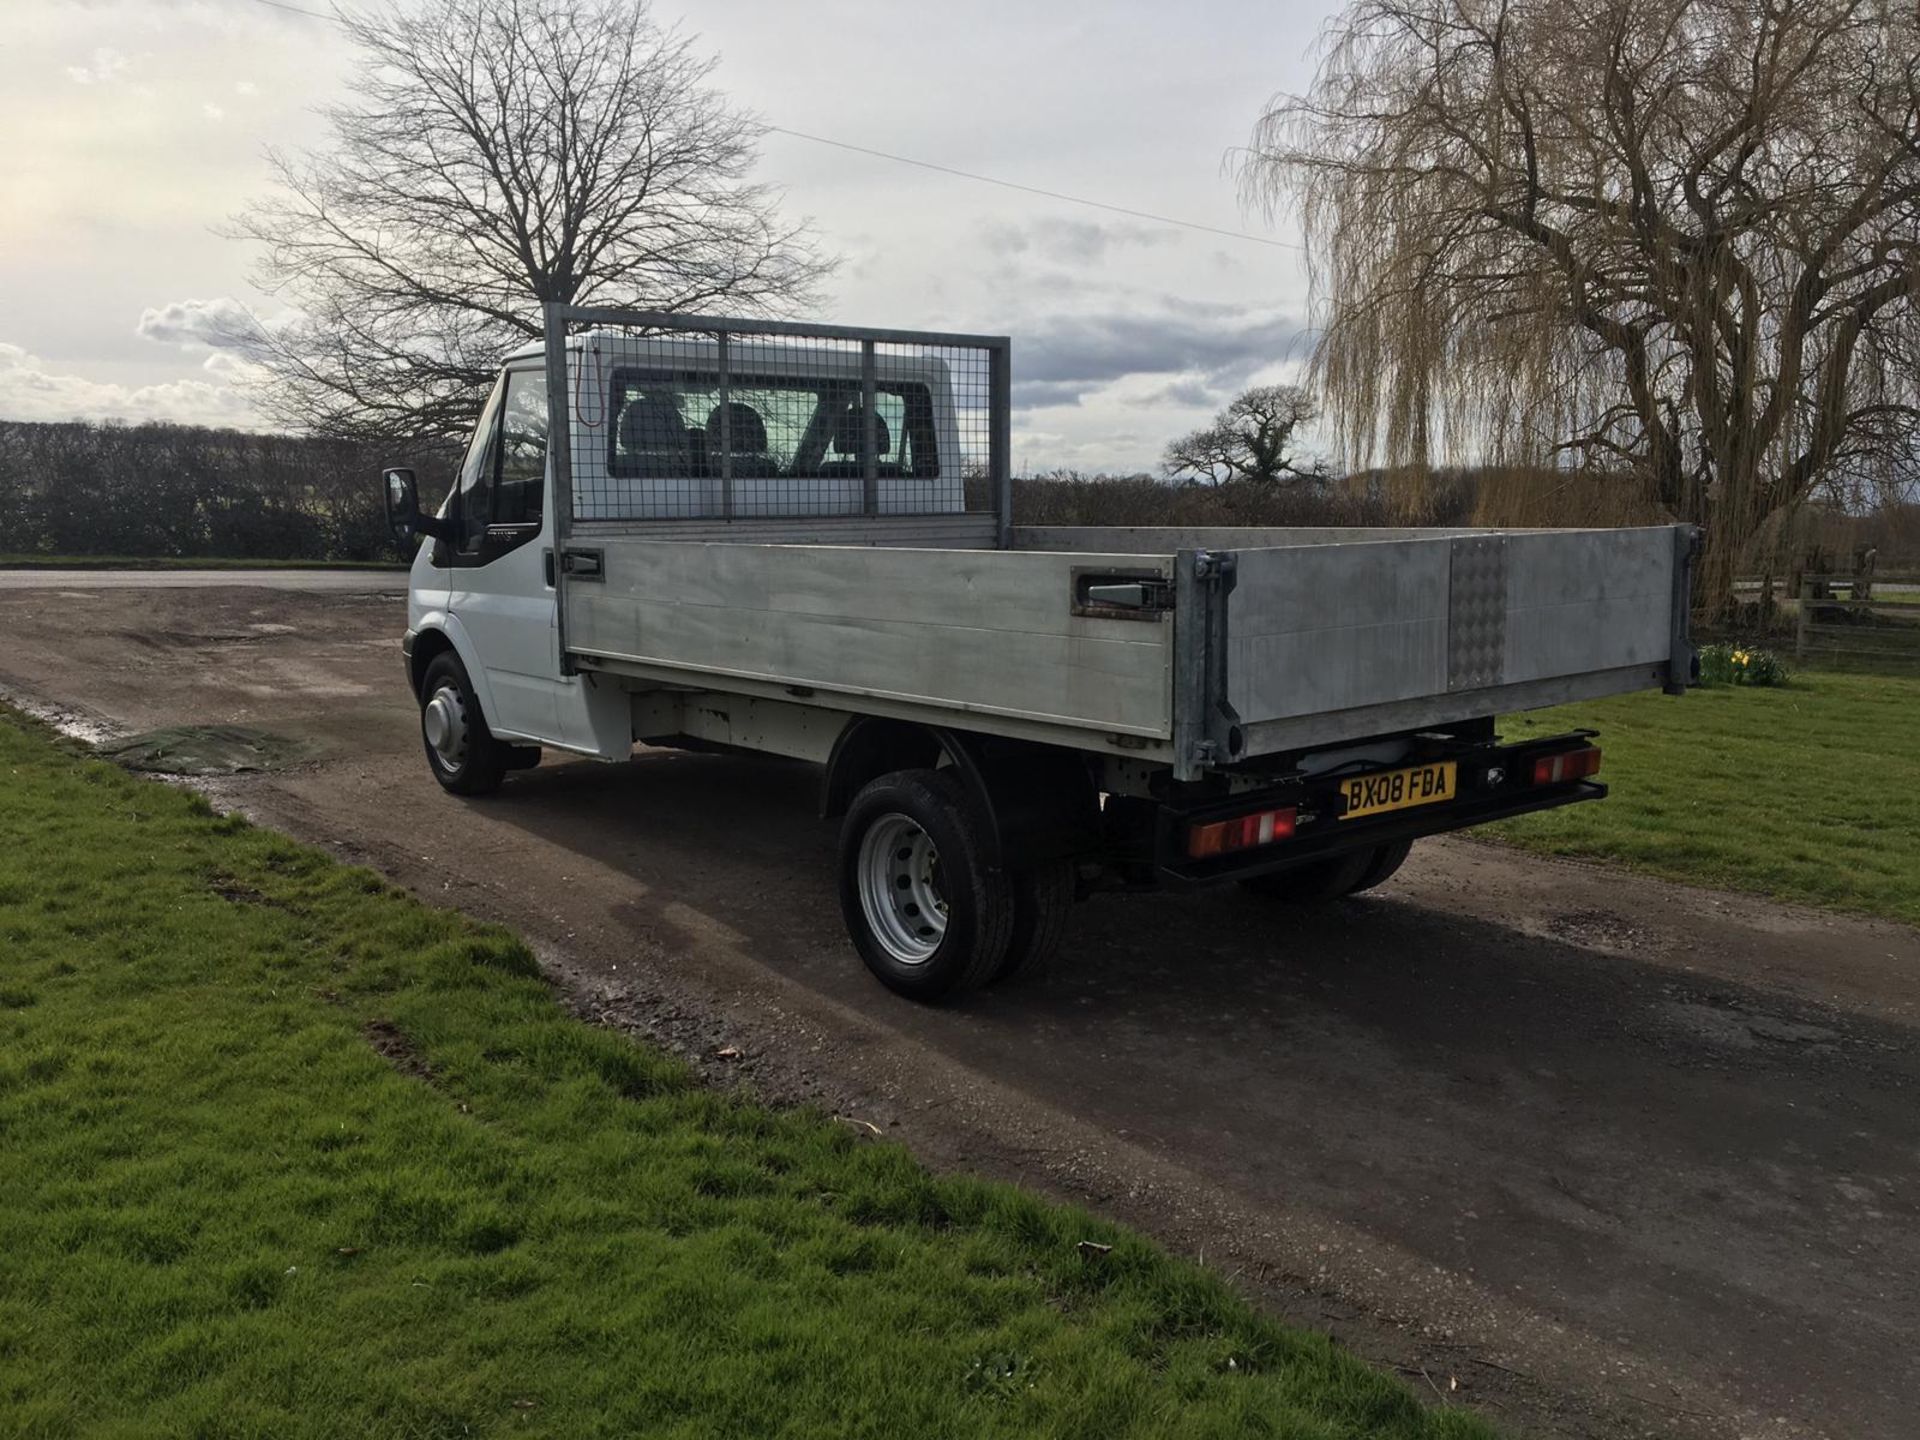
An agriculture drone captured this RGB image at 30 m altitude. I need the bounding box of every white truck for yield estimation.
[383,306,1697,1002]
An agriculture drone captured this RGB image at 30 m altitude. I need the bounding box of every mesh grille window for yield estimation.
[556,318,1002,525]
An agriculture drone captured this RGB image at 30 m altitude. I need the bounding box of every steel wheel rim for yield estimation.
[856,813,948,965]
[423,682,468,769]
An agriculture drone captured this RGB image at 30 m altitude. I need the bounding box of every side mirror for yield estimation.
[383,467,420,543]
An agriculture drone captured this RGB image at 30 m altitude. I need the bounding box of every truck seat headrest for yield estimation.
[832,405,891,457]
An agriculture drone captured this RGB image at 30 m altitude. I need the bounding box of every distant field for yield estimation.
[0,708,1486,1440]
[1494,669,1920,925]
[0,554,405,571]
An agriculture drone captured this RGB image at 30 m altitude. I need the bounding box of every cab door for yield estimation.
[447,365,560,742]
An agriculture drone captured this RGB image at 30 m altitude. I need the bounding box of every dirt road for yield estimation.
[0,567,401,591]
[4,574,1917,1440]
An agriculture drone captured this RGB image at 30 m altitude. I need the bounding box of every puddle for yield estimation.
[98,725,310,776]
[0,685,122,747]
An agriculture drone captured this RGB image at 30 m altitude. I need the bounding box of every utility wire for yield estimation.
[240,0,1300,253]
[247,0,337,19]
[766,127,1303,252]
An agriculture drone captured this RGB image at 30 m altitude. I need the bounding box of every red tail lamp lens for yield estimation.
[1532,747,1602,786]
[1186,806,1297,860]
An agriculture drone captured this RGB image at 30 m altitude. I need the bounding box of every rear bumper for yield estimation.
[1154,736,1605,888]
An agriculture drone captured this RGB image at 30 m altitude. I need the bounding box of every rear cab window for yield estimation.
[606,371,939,481]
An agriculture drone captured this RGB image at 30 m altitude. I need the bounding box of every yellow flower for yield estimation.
[1732,650,1751,665]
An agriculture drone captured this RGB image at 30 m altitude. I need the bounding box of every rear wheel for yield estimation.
[419,652,510,797]
[989,860,1076,986]
[838,769,1013,1003]
[1238,839,1413,903]
[1348,838,1413,894]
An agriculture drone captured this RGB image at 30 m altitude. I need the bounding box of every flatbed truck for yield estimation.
[382,306,1695,1001]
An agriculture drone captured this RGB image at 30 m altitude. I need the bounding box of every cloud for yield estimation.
[1010,379,1098,409]
[1011,304,1308,410]
[136,297,272,352]
[202,102,227,121]
[65,48,132,85]
[0,342,256,428]
[983,218,1171,264]
[234,80,258,96]
[1138,378,1227,409]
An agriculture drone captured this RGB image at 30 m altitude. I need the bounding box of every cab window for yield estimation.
[455,376,505,552]
[606,371,939,480]
[493,368,549,526]
[453,368,547,559]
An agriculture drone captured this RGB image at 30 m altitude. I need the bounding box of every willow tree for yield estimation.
[1241,0,1920,612]
[227,0,829,440]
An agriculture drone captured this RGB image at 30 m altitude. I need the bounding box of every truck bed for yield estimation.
[538,312,1691,778]
[562,520,1692,775]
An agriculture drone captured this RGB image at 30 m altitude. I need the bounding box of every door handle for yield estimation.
[561,548,604,582]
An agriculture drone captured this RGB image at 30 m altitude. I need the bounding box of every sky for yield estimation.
[2,0,1334,474]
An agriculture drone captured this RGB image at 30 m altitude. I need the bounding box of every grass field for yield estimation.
[1495,668,1920,925]
[0,554,404,571]
[0,709,1487,1440]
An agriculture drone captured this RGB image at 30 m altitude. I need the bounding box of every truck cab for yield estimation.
[401,332,965,774]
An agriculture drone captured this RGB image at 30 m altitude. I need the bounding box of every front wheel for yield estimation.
[838,769,1014,1003]
[419,652,511,796]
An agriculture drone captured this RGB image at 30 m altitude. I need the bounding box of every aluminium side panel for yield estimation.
[1225,525,1682,751]
[1014,525,1508,554]
[1499,528,1675,684]
[564,539,1175,742]
[570,513,998,548]
[1226,538,1455,723]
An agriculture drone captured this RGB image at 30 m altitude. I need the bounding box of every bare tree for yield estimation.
[1241,0,1920,612]
[1163,384,1323,485]
[226,0,830,440]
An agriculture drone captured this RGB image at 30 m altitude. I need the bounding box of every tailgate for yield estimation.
[1210,525,1694,760]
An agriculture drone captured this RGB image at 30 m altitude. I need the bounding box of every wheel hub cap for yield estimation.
[856,813,949,965]
[423,684,467,766]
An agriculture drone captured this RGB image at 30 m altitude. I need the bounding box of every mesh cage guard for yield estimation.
[542,303,1013,670]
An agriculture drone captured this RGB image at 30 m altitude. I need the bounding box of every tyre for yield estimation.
[838,769,1014,1002]
[418,652,510,796]
[1238,839,1412,903]
[1347,838,1413,895]
[989,860,1076,986]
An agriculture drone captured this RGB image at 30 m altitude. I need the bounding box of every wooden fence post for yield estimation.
[1795,578,1811,663]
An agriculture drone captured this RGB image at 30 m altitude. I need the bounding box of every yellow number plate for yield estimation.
[1340,761,1457,821]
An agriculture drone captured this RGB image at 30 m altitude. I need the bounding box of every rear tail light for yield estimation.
[1186,806,1297,860]
[1532,747,1602,786]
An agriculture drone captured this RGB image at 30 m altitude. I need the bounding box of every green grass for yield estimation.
[0,554,403,571]
[1494,669,1920,924]
[0,709,1487,1440]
